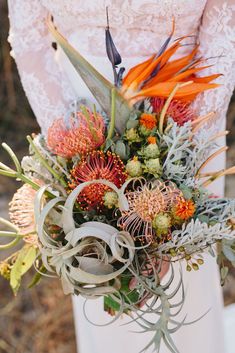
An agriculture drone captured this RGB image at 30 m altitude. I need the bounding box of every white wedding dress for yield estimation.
[7,1,235,352]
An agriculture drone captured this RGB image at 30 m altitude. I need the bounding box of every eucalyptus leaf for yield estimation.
[222,242,235,262]
[220,266,229,281]
[126,120,139,130]
[10,246,37,295]
[179,185,193,200]
[103,138,114,152]
[28,265,47,288]
[114,140,129,160]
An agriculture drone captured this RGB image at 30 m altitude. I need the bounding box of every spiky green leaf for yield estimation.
[48,20,132,133]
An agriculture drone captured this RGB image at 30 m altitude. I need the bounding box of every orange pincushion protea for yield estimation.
[173,198,195,220]
[139,113,157,130]
[70,151,127,210]
[151,97,196,126]
[47,109,105,158]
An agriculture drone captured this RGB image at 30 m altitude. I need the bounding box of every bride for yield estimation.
[7,1,235,352]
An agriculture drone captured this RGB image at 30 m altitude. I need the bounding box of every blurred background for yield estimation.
[0,1,234,352]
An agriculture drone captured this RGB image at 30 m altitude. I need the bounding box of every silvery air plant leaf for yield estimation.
[47,17,132,134]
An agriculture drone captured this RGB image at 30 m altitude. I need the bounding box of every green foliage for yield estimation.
[10,245,37,295]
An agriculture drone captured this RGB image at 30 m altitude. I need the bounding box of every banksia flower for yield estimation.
[70,151,127,210]
[47,108,105,158]
[151,97,196,126]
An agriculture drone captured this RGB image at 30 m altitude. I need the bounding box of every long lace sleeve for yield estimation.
[196,0,235,127]
[7,0,76,135]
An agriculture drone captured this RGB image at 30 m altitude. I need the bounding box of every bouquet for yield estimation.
[1,16,235,352]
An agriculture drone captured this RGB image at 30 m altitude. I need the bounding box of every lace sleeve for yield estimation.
[7,0,76,135]
[195,0,235,128]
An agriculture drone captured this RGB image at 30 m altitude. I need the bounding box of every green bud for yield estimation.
[192,263,199,271]
[139,125,152,137]
[0,262,11,280]
[126,158,143,177]
[185,254,191,261]
[186,264,192,272]
[143,144,160,159]
[153,212,171,236]
[197,259,204,265]
[125,128,141,143]
[144,158,162,176]
[103,191,119,209]
[169,248,177,257]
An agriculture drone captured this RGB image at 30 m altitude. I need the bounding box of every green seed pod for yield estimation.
[139,125,152,137]
[152,212,171,236]
[186,264,192,272]
[103,191,119,209]
[197,259,204,265]
[192,263,199,271]
[144,158,162,176]
[143,143,160,159]
[125,128,140,143]
[126,158,143,177]
[169,248,177,257]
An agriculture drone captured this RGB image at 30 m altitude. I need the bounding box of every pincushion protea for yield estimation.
[9,183,40,245]
[70,151,127,210]
[47,108,105,158]
[151,97,196,126]
[118,180,182,242]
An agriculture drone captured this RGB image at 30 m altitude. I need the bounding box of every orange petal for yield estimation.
[192,74,222,83]
[130,82,220,101]
[122,55,155,87]
[122,37,188,91]
[145,46,200,86]
[167,66,212,82]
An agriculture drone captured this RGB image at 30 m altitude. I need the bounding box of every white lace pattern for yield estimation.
[7,0,235,135]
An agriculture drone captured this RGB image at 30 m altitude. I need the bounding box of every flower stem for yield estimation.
[159,81,192,134]
[106,88,116,141]
[27,136,67,187]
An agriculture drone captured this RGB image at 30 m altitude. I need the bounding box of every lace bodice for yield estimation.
[7,0,235,134]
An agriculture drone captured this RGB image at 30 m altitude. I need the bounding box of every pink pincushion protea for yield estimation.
[70,151,127,210]
[151,97,196,126]
[47,109,105,158]
[9,182,42,246]
[118,180,182,242]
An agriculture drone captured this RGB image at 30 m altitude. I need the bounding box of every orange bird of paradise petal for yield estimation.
[121,23,221,103]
